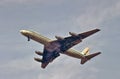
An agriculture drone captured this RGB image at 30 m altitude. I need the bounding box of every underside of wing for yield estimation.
[41,62,49,69]
[38,47,60,68]
[34,48,51,69]
[79,29,100,39]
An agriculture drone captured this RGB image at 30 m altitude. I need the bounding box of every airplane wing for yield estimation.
[40,47,60,68]
[78,29,100,39]
[55,29,100,52]
[34,57,49,69]
[41,62,49,69]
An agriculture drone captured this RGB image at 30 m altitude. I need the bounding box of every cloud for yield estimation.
[0,56,41,79]
[36,55,100,79]
[1,57,99,79]
[0,57,35,73]
[74,0,120,30]
[0,0,64,6]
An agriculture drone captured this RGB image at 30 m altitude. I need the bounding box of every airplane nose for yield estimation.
[20,30,29,35]
[20,30,32,36]
[20,30,25,34]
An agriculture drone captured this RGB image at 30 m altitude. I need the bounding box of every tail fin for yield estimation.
[81,52,101,64]
[81,47,90,55]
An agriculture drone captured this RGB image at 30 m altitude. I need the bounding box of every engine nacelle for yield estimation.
[69,32,78,36]
[55,36,64,40]
[35,51,43,56]
[34,57,43,62]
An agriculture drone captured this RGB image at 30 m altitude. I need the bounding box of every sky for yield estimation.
[0,0,120,79]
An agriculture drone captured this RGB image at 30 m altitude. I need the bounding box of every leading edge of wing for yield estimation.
[79,29,100,39]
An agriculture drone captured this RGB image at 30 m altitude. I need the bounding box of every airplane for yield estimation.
[20,29,101,69]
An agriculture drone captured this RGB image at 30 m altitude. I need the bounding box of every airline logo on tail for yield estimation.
[81,47,101,64]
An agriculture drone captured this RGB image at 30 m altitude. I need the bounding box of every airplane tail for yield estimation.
[80,48,101,64]
[81,52,101,64]
[81,47,90,55]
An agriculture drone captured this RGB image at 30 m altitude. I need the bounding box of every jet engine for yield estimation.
[69,32,78,36]
[34,57,43,62]
[55,36,64,40]
[35,51,43,55]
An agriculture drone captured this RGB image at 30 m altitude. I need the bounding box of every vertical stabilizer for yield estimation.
[81,47,90,55]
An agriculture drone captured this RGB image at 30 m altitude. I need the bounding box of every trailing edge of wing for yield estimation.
[79,29,100,39]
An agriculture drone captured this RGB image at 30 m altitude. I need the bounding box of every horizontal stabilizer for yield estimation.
[85,52,101,60]
[81,52,101,64]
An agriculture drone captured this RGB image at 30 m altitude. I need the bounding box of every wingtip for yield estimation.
[96,29,101,31]
[98,52,102,54]
[41,63,48,69]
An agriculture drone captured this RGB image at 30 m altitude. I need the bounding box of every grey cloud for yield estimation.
[0,0,64,6]
[74,0,120,29]
[37,57,100,79]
